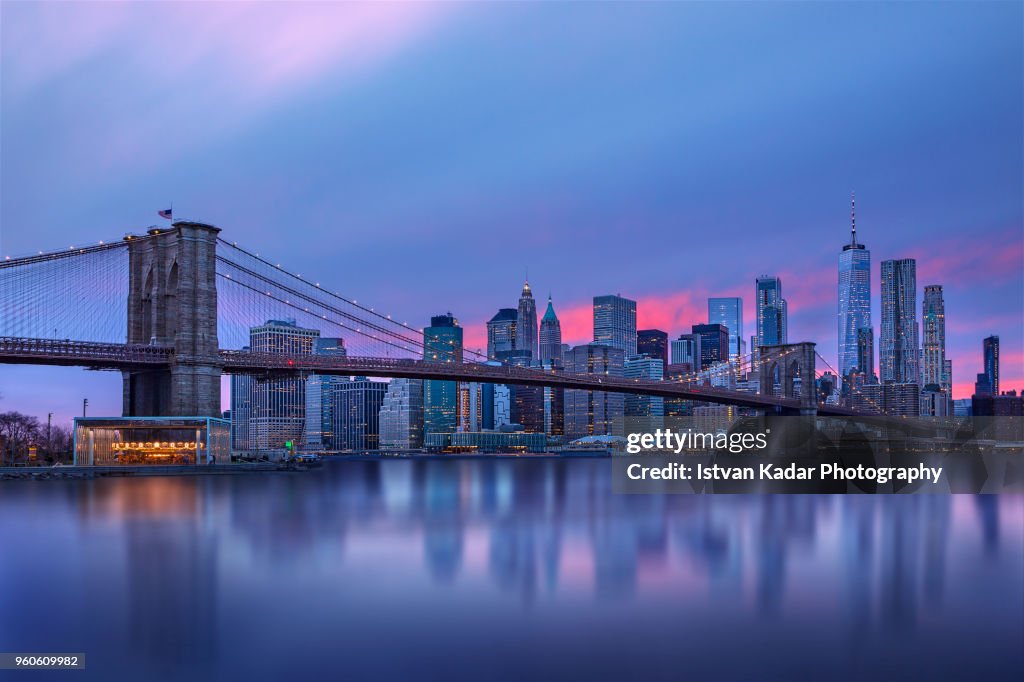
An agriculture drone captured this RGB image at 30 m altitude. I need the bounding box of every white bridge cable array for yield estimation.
[0,241,132,343]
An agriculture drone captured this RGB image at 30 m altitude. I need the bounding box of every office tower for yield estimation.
[670,333,702,370]
[511,385,546,433]
[459,382,486,432]
[423,313,463,436]
[921,285,950,398]
[637,329,669,370]
[539,296,563,366]
[247,319,318,452]
[230,347,253,451]
[593,294,637,356]
[984,335,1000,395]
[486,308,517,360]
[838,194,871,380]
[692,323,729,370]
[625,355,664,432]
[379,378,424,450]
[755,276,787,347]
[515,281,538,362]
[708,297,743,359]
[564,343,625,439]
[856,327,876,382]
[880,259,919,383]
[329,378,387,451]
[303,337,346,450]
[543,377,565,437]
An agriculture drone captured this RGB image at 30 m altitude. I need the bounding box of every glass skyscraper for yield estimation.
[755,276,787,347]
[637,329,669,369]
[837,195,871,380]
[707,298,743,360]
[880,258,919,384]
[486,308,517,360]
[593,294,637,356]
[564,343,625,439]
[691,323,729,370]
[984,335,1000,395]
[423,313,463,437]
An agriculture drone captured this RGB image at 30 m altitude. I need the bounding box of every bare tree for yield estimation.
[0,412,42,465]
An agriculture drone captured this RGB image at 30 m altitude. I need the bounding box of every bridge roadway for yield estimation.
[0,337,864,416]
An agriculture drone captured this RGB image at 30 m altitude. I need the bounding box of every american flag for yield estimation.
[157,208,173,220]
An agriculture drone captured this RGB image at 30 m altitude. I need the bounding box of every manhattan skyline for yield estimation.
[1,1,1021,423]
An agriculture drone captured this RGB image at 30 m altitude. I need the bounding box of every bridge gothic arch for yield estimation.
[758,342,817,413]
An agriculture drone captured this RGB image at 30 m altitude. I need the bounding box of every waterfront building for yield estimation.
[74,416,230,466]
[838,194,871,382]
[379,378,424,450]
[920,385,950,417]
[708,297,743,360]
[230,346,253,451]
[539,296,563,366]
[511,385,546,433]
[880,258,919,383]
[637,329,669,370]
[486,308,517,360]
[303,337,346,450]
[328,378,387,451]
[424,313,463,436]
[247,319,318,453]
[424,429,546,454]
[564,343,625,439]
[692,323,729,370]
[516,281,538,362]
[593,294,637,356]
[755,276,787,347]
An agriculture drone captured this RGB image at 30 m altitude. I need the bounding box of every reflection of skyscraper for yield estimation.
[755,276,787,347]
[838,194,871,380]
[424,314,463,436]
[539,296,563,366]
[593,294,637,356]
[516,281,538,362]
[880,259,919,384]
[708,297,743,360]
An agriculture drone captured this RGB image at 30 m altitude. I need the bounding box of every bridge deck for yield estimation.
[0,337,864,415]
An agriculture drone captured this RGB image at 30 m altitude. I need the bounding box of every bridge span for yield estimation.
[0,337,862,416]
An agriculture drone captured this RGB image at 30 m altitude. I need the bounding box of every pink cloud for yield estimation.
[3,2,452,172]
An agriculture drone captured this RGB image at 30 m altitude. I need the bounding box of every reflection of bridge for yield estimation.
[0,222,867,417]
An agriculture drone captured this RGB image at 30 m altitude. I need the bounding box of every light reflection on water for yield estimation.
[0,459,1021,682]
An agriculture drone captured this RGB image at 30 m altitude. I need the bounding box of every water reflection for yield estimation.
[0,460,1021,682]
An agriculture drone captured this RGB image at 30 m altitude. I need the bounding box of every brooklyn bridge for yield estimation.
[0,221,868,417]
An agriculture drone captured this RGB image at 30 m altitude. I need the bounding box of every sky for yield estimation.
[1,1,1021,424]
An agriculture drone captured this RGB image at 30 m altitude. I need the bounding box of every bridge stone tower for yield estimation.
[122,222,221,417]
[759,342,817,414]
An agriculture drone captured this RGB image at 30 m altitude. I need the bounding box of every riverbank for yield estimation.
[0,462,291,481]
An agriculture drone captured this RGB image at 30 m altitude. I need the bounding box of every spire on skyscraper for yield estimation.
[850,191,856,247]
